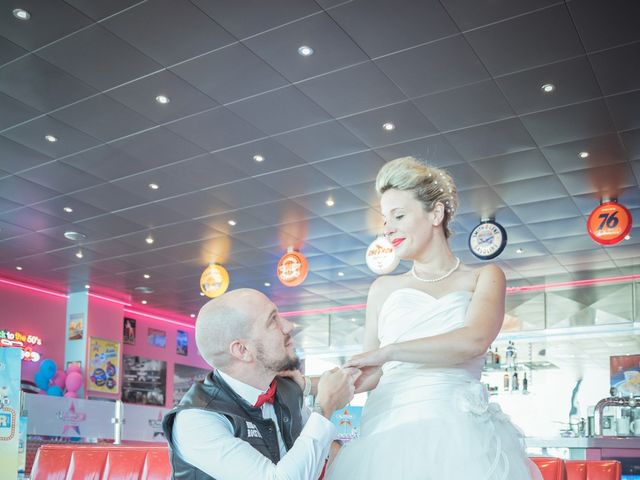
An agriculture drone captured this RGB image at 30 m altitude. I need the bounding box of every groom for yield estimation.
[163,288,356,479]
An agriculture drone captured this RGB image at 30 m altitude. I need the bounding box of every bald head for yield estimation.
[195,288,271,368]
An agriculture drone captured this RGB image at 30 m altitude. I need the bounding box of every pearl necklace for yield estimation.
[411,257,460,283]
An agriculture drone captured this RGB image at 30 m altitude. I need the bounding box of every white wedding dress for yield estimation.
[327,288,542,480]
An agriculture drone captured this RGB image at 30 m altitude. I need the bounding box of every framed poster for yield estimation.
[68,313,84,340]
[173,363,209,406]
[87,337,120,394]
[611,354,640,396]
[122,355,167,406]
[176,330,188,356]
[147,328,166,348]
[123,317,136,345]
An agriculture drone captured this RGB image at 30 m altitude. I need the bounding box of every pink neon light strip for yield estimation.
[0,277,68,299]
[123,308,194,329]
[88,292,131,307]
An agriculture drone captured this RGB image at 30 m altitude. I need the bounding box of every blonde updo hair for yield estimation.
[375,156,459,238]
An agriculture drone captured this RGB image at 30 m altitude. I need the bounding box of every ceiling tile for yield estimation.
[50,94,156,142]
[191,0,320,38]
[273,120,367,162]
[0,91,41,131]
[340,101,437,148]
[606,90,640,132]
[511,197,582,223]
[1,115,100,158]
[568,0,640,52]
[313,151,386,187]
[115,203,185,228]
[541,134,628,173]
[258,165,339,197]
[589,42,640,95]
[0,35,28,65]
[214,138,306,176]
[543,234,603,254]
[440,0,559,31]
[520,100,616,147]
[494,174,568,206]
[30,195,105,222]
[528,216,587,241]
[291,188,368,216]
[0,136,52,174]
[445,118,535,160]
[376,35,489,98]
[455,186,505,217]
[444,163,488,191]
[164,191,233,219]
[208,178,284,209]
[171,43,288,104]
[244,12,368,82]
[296,61,406,118]
[0,219,33,239]
[471,149,553,185]
[324,208,377,233]
[0,0,92,50]
[0,176,61,204]
[0,206,68,232]
[327,0,458,58]
[0,55,97,112]
[374,135,465,166]
[63,0,143,21]
[558,163,637,197]
[35,24,162,91]
[227,85,330,135]
[17,162,104,192]
[495,56,602,115]
[60,144,148,181]
[414,80,514,132]
[242,200,315,227]
[106,70,218,124]
[103,0,234,66]
[70,183,148,212]
[621,129,640,160]
[464,5,583,76]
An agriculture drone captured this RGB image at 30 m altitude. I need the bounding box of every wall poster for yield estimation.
[87,337,120,394]
[122,355,167,406]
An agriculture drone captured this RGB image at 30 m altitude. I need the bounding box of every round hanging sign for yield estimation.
[366,236,400,275]
[277,250,309,287]
[587,201,632,245]
[468,220,508,260]
[200,264,230,298]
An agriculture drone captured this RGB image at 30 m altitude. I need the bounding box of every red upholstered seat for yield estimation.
[566,460,622,480]
[30,444,172,480]
[530,456,567,480]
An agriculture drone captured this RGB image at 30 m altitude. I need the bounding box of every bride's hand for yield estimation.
[344,346,391,369]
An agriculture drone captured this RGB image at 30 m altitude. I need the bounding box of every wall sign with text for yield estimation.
[587,201,632,245]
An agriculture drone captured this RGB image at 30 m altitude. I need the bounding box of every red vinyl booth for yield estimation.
[531,457,567,480]
[30,444,172,480]
[565,460,622,480]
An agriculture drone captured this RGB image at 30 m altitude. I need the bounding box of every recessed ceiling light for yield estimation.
[64,231,87,241]
[45,134,58,143]
[141,300,148,305]
[145,235,154,245]
[84,284,90,289]
[200,292,205,296]
[143,273,150,279]
[134,286,154,294]
[253,154,265,162]
[264,282,271,287]
[338,271,344,277]
[325,198,335,207]
[16,266,23,271]
[516,248,524,254]
[625,234,631,240]
[75,250,84,259]
[579,151,590,159]
[228,219,237,226]
[155,95,170,104]
[190,313,196,318]
[148,183,159,190]
[298,45,314,56]
[63,206,74,213]
[12,8,30,20]
[382,122,395,131]
[541,83,555,93]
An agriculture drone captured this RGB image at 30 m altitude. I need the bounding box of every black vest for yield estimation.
[162,371,304,480]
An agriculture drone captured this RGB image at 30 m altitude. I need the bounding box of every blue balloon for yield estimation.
[47,385,63,397]
[34,371,49,391]
[39,359,57,379]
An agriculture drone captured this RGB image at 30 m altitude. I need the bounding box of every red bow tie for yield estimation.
[254,380,277,408]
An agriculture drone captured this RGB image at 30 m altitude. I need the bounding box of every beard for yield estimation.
[255,340,300,373]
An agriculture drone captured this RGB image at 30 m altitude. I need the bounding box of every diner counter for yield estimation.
[526,436,640,449]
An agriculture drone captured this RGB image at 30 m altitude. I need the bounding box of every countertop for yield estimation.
[526,436,640,448]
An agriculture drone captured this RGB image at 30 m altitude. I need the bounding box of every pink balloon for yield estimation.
[65,371,83,392]
[53,371,67,388]
[66,364,82,374]
[64,391,78,398]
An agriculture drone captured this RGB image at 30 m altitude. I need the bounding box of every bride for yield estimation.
[327,157,541,479]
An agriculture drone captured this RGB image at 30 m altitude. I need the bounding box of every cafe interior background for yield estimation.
[0,0,639,476]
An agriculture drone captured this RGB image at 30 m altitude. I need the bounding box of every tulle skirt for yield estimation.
[326,368,542,480]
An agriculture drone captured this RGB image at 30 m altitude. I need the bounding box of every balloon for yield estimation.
[39,359,57,379]
[64,391,78,398]
[65,371,83,392]
[66,364,82,374]
[34,371,50,391]
[47,385,63,396]
[52,371,67,388]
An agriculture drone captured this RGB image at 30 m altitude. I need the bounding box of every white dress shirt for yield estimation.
[173,370,336,480]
